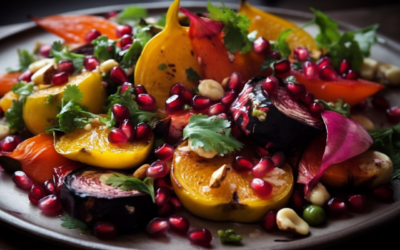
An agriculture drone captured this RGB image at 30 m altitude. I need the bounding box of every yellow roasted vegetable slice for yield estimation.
[0,91,19,113]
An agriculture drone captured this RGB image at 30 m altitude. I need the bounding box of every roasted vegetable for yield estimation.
[0,72,22,97]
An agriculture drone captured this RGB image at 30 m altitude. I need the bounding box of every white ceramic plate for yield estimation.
[1,2,400,250]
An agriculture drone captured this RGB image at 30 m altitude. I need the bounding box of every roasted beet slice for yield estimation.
[231,76,324,151]
[60,167,157,232]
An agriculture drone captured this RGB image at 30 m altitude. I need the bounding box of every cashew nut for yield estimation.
[378,63,400,86]
[31,63,56,85]
[99,59,119,74]
[133,164,150,180]
[276,208,309,235]
[356,150,393,188]
[209,164,228,188]
[28,59,54,73]
[198,79,225,101]
[306,182,331,207]
[360,58,379,80]
[188,138,218,159]
[349,114,375,130]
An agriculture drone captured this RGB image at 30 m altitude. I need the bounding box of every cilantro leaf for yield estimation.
[60,215,88,233]
[45,94,54,105]
[116,5,147,26]
[64,85,83,103]
[183,114,243,155]
[5,101,24,130]
[260,54,276,73]
[310,8,341,48]
[157,13,167,27]
[11,82,34,102]
[105,173,155,202]
[92,36,118,62]
[218,229,242,245]
[158,63,167,70]
[274,29,293,58]
[328,32,364,70]
[120,40,142,68]
[317,99,350,117]
[49,41,84,75]
[350,24,379,57]
[185,67,201,82]
[6,49,35,73]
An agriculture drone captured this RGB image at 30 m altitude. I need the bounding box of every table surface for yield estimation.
[1,1,400,249]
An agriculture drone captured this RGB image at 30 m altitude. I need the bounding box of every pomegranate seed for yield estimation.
[12,171,33,190]
[347,194,367,213]
[319,65,338,81]
[169,215,190,234]
[166,94,185,115]
[192,95,211,111]
[169,196,183,211]
[18,70,33,82]
[289,189,305,213]
[147,160,169,179]
[170,83,184,96]
[302,61,319,79]
[155,143,174,161]
[262,76,279,95]
[158,202,174,217]
[154,177,174,192]
[147,217,170,237]
[155,187,172,207]
[217,113,228,119]
[269,51,281,60]
[182,89,194,104]
[110,66,128,85]
[294,47,309,62]
[52,72,68,85]
[135,122,152,140]
[94,221,117,240]
[39,44,52,58]
[309,102,325,116]
[260,210,277,232]
[372,96,390,111]
[120,34,133,48]
[286,82,306,100]
[57,60,74,75]
[112,104,130,122]
[271,151,285,168]
[116,25,132,38]
[351,100,368,112]
[221,90,237,106]
[122,44,131,50]
[317,56,332,71]
[108,128,128,145]
[120,82,133,94]
[134,84,147,95]
[252,157,274,178]
[339,59,352,74]
[208,103,225,116]
[232,156,254,172]
[137,94,157,110]
[372,186,394,202]
[326,197,347,217]
[38,195,61,214]
[226,72,243,92]
[274,59,291,76]
[231,122,242,139]
[85,29,101,43]
[105,11,118,19]
[1,135,22,153]
[256,146,271,157]
[83,55,100,71]
[343,69,358,80]
[250,178,273,198]
[253,37,271,54]
[120,119,135,141]
[301,92,315,106]
[43,179,56,195]
[187,228,212,246]
[387,106,400,123]
[29,184,46,205]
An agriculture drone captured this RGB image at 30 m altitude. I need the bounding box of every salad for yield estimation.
[0,0,399,247]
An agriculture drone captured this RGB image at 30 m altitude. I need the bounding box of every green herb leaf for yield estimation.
[92,36,118,62]
[50,41,84,75]
[121,40,142,68]
[64,85,83,103]
[218,229,242,245]
[60,215,88,233]
[260,54,276,73]
[158,63,167,70]
[310,8,341,49]
[106,173,155,202]
[6,49,35,73]
[11,82,34,102]
[274,29,293,58]
[116,5,147,26]
[183,114,243,155]
[328,32,364,70]
[317,99,350,117]
[350,24,379,57]
[185,67,201,82]
[5,100,24,130]
[157,13,167,27]
[285,75,297,83]
[45,94,54,105]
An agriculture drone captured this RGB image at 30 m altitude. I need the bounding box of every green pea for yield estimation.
[302,204,326,226]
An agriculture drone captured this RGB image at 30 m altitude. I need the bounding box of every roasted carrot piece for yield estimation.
[0,72,22,97]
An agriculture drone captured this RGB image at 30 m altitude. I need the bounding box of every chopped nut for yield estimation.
[83,124,92,131]
[378,63,400,86]
[188,139,218,158]
[357,150,393,188]
[133,164,150,179]
[221,77,230,89]
[209,164,228,188]
[125,205,135,214]
[99,59,119,74]
[349,114,375,130]
[0,125,10,140]
[306,182,331,207]
[198,79,225,101]
[360,58,379,80]
[90,117,103,126]
[31,63,56,85]
[28,58,54,73]
[276,208,309,235]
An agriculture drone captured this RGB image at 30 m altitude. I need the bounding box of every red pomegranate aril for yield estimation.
[187,228,212,246]
[326,197,347,217]
[192,95,211,111]
[57,60,74,75]
[250,178,273,198]
[43,179,56,195]
[319,65,338,81]
[208,103,225,116]
[137,94,157,110]
[120,119,135,141]
[85,29,101,43]
[105,11,118,19]
[52,72,69,85]
[12,171,33,190]
[120,34,133,48]
[288,188,305,213]
[339,59,352,74]
[271,151,285,168]
[269,51,281,60]
[262,76,279,95]
[170,82,184,96]
[39,44,52,58]
[372,96,390,111]
[182,89,194,104]
[1,135,22,153]
[260,210,277,232]
[110,66,128,85]
[226,72,243,92]
[158,202,174,217]
[94,222,117,240]
[347,194,367,213]
[155,143,174,161]
[116,25,133,38]
[147,160,169,179]
[18,70,33,82]
[317,56,332,70]
[343,69,358,80]
[147,217,170,237]
[155,187,172,207]
[351,100,368,112]
[217,113,228,119]
[135,122,152,140]
[231,122,242,139]
[83,56,100,71]
[253,37,271,54]
[301,92,315,106]
[256,146,271,157]
[252,157,274,178]
[134,84,147,95]
[274,59,291,76]
[38,195,61,214]
[221,90,237,106]
[112,104,130,122]
[29,184,46,204]
[169,196,183,211]
[387,106,400,123]
[154,177,174,192]
[122,44,131,50]
[372,186,394,202]
[119,82,133,94]
[309,102,325,116]
[166,94,185,115]
[287,82,306,100]
[233,156,254,172]
[294,47,309,62]
[108,128,128,145]
[302,61,319,79]
[169,215,190,234]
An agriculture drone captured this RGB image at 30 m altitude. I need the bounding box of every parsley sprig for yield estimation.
[5,82,34,129]
[183,114,243,155]
[6,49,35,73]
[116,5,147,26]
[49,41,84,75]
[105,173,155,202]
[60,215,89,233]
